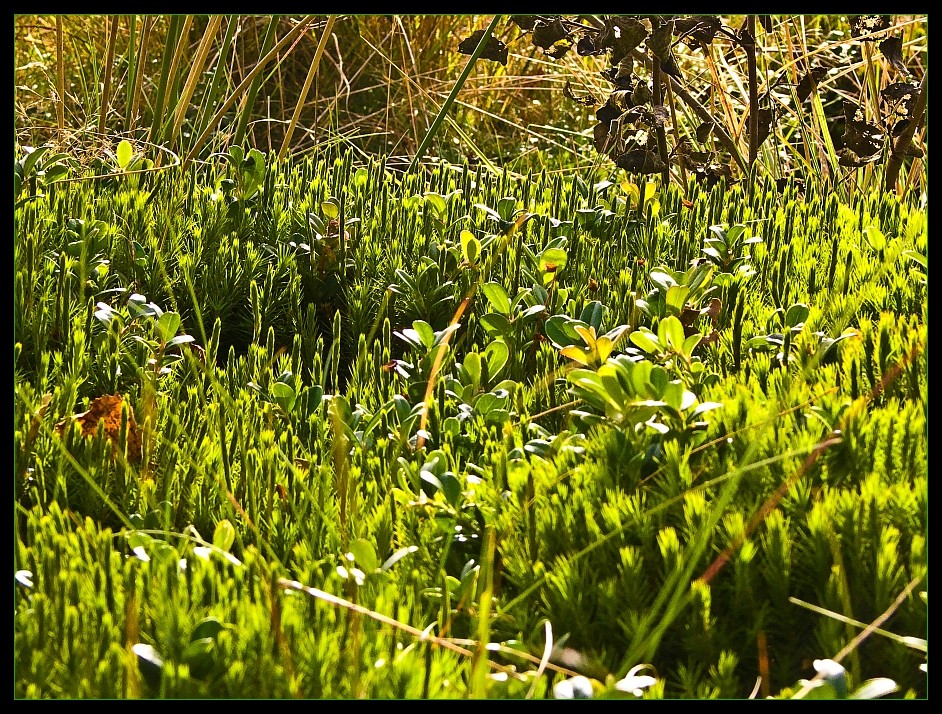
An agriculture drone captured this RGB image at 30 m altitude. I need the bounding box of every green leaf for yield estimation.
[182,638,216,678]
[580,301,605,330]
[380,545,419,571]
[539,247,568,274]
[116,139,134,170]
[156,312,181,343]
[412,320,436,349]
[681,333,702,357]
[168,334,196,347]
[560,346,591,365]
[461,229,481,264]
[862,225,886,252]
[484,340,509,381]
[480,313,512,339]
[321,198,340,220]
[665,285,690,315]
[544,315,586,349]
[349,538,379,573]
[658,316,685,352]
[271,381,296,412]
[212,519,236,552]
[424,192,447,217]
[784,303,810,329]
[901,249,927,270]
[661,380,684,411]
[481,282,511,315]
[462,351,482,391]
[133,643,164,688]
[438,472,462,507]
[191,617,226,642]
[629,328,660,354]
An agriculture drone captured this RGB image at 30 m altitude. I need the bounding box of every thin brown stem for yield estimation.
[651,58,670,187]
[632,47,747,172]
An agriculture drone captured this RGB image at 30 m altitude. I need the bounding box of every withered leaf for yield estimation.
[796,67,828,103]
[879,36,908,74]
[564,80,597,107]
[510,15,538,32]
[609,17,649,65]
[56,394,142,464]
[596,100,624,124]
[614,148,666,174]
[651,104,670,127]
[901,143,924,158]
[577,35,602,56]
[736,26,755,49]
[758,16,775,33]
[631,80,653,106]
[775,174,806,194]
[881,81,919,128]
[700,329,720,348]
[600,60,634,89]
[754,107,775,149]
[692,162,733,188]
[838,147,881,167]
[457,31,508,65]
[881,80,919,103]
[680,306,700,330]
[647,21,675,64]
[545,38,574,59]
[531,18,569,50]
[841,102,885,158]
[674,16,724,46]
[705,297,722,326]
[695,121,714,143]
[659,53,683,79]
[593,122,612,153]
[850,15,891,40]
[608,89,634,114]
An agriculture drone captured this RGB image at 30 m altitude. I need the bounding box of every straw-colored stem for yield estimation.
[234,16,279,148]
[169,15,223,150]
[746,16,759,168]
[407,15,501,174]
[97,16,120,138]
[55,16,65,133]
[156,15,193,144]
[128,16,152,133]
[278,16,336,161]
[884,69,927,193]
[182,16,315,169]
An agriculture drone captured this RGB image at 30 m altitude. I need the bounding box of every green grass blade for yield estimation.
[407,14,502,174]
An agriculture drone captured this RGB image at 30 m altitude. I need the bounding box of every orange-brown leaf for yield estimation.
[61,394,142,464]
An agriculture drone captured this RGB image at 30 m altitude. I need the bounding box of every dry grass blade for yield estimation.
[182,15,315,169]
[97,16,119,137]
[791,576,924,699]
[169,15,223,150]
[55,16,65,132]
[128,17,153,132]
[278,16,336,161]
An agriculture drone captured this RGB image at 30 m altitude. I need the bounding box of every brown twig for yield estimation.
[631,47,748,173]
[652,57,671,186]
